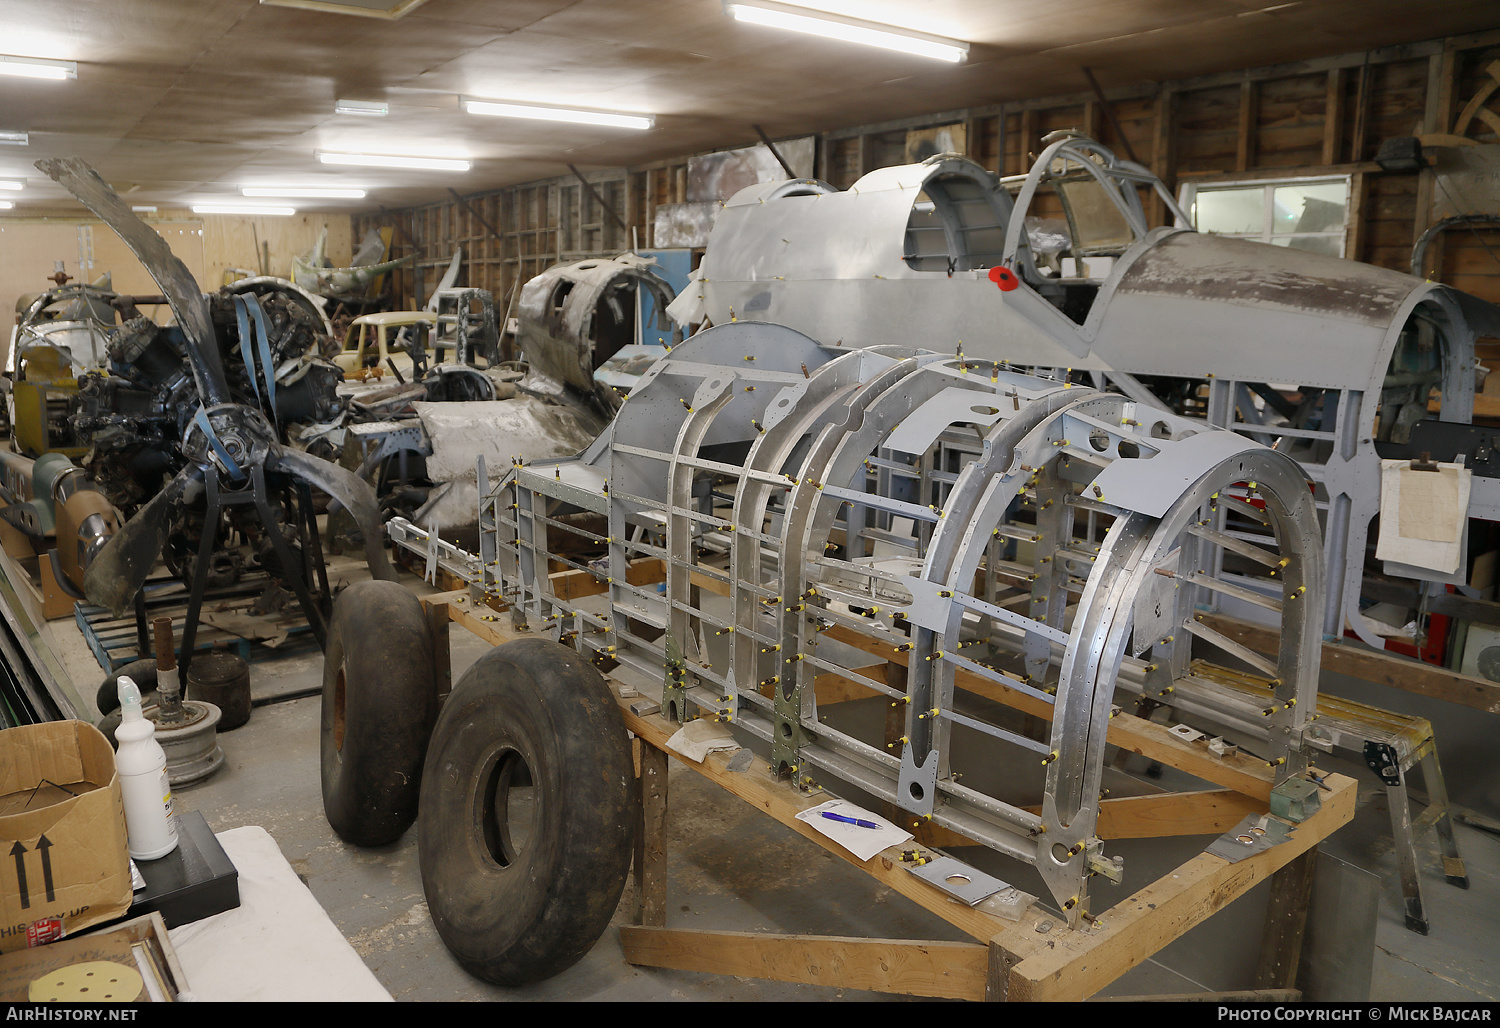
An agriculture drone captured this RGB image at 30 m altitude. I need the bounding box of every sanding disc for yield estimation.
[29,960,143,1002]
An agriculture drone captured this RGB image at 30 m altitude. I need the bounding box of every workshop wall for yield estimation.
[200,212,352,293]
[1,213,351,327]
[362,28,1500,319]
[1,218,205,326]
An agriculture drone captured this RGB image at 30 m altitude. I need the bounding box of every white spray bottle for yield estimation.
[115,675,179,859]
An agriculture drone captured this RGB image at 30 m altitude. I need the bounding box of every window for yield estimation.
[1179,177,1350,257]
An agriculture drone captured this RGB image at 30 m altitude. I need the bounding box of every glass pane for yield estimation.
[1194,186,1264,235]
[1058,178,1134,252]
[1272,234,1343,257]
[1272,181,1346,234]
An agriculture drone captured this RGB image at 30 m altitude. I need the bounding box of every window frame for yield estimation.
[1178,174,1352,258]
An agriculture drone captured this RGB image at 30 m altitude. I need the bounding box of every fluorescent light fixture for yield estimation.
[0,132,28,146]
[462,98,653,131]
[0,54,78,80]
[193,204,296,216]
[724,1,968,62]
[243,186,367,198]
[335,99,388,116]
[131,205,157,213]
[261,0,432,20]
[317,151,470,172]
[0,180,21,190]
[0,201,13,210]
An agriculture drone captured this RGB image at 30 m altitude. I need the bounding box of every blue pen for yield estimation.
[821,811,880,829]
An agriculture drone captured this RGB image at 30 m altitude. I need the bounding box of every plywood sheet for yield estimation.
[201,213,351,287]
[0,220,203,326]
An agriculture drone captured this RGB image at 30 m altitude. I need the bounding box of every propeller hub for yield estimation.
[183,404,277,483]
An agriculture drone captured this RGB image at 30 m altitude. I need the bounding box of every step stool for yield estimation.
[1148,660,1468,934]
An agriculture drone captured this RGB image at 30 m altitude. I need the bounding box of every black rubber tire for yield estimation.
[96,659,159,715]
[320,580,436,846]
[418,638,636,986]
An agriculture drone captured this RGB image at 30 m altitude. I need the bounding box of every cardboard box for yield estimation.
[0,721,132,953]
[0,911,185,1001]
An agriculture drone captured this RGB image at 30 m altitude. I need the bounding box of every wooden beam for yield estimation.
[1082,99,1100,143]
[1000,775,1356,1002]
[548,558,666,601]
[1253,846,1318,990]
[993,107,1007,176]
[751,124,797,179]
[1200,612,1500,714]
[904,789,1265,846]
[1053,789,1265,840]
[424,597,452,705]
[1345,170,1367,262]
[633,741,669,927]
[964,114,984,170]
[1322,68,1346,166]
[378,204,421,253]
[1081,67,1142,165]
[822,623,1277,801]
[1110,989,1302,1002]
[1351,58,1372,162]
[1237,80,1259,172]
[1178,160,1379,184]
[446,188,506,248]
[620,927,989,1001]
[614,702,1025,943]
[1414,47,1460,279]
[1150,87,1177,226]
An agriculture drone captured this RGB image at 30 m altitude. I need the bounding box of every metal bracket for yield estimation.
[1269,776,1322,822]
[1363,740,1403,786]
[1207,813,1294,863]
[1085,838,1123,884]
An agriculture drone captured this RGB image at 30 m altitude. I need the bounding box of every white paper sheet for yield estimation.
[1376,459,1471,576]
[794,799,912,862]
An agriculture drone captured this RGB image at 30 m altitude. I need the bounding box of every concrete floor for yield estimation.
[37,569,1500,1002]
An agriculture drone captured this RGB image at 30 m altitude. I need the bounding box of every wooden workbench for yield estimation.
[425,589,1357,1002]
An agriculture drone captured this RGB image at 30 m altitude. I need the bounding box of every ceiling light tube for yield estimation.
[0,201,14,210]
[335,99,388,116]
[724,1,968,62]
[0,55,78,80]
[0,180,22,190]
[131,205,157,213]
[193,204,296,216]
[243,186,367,198]
[0,132,29,146]
[317,151,470,172]
[463,98,653,131]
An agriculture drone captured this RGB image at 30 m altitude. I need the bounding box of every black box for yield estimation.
[127,810,240,929]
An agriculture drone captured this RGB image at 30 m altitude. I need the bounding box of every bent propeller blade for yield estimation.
[34,156,229,407]
[268,445,399,583]
[82,466,197,618]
